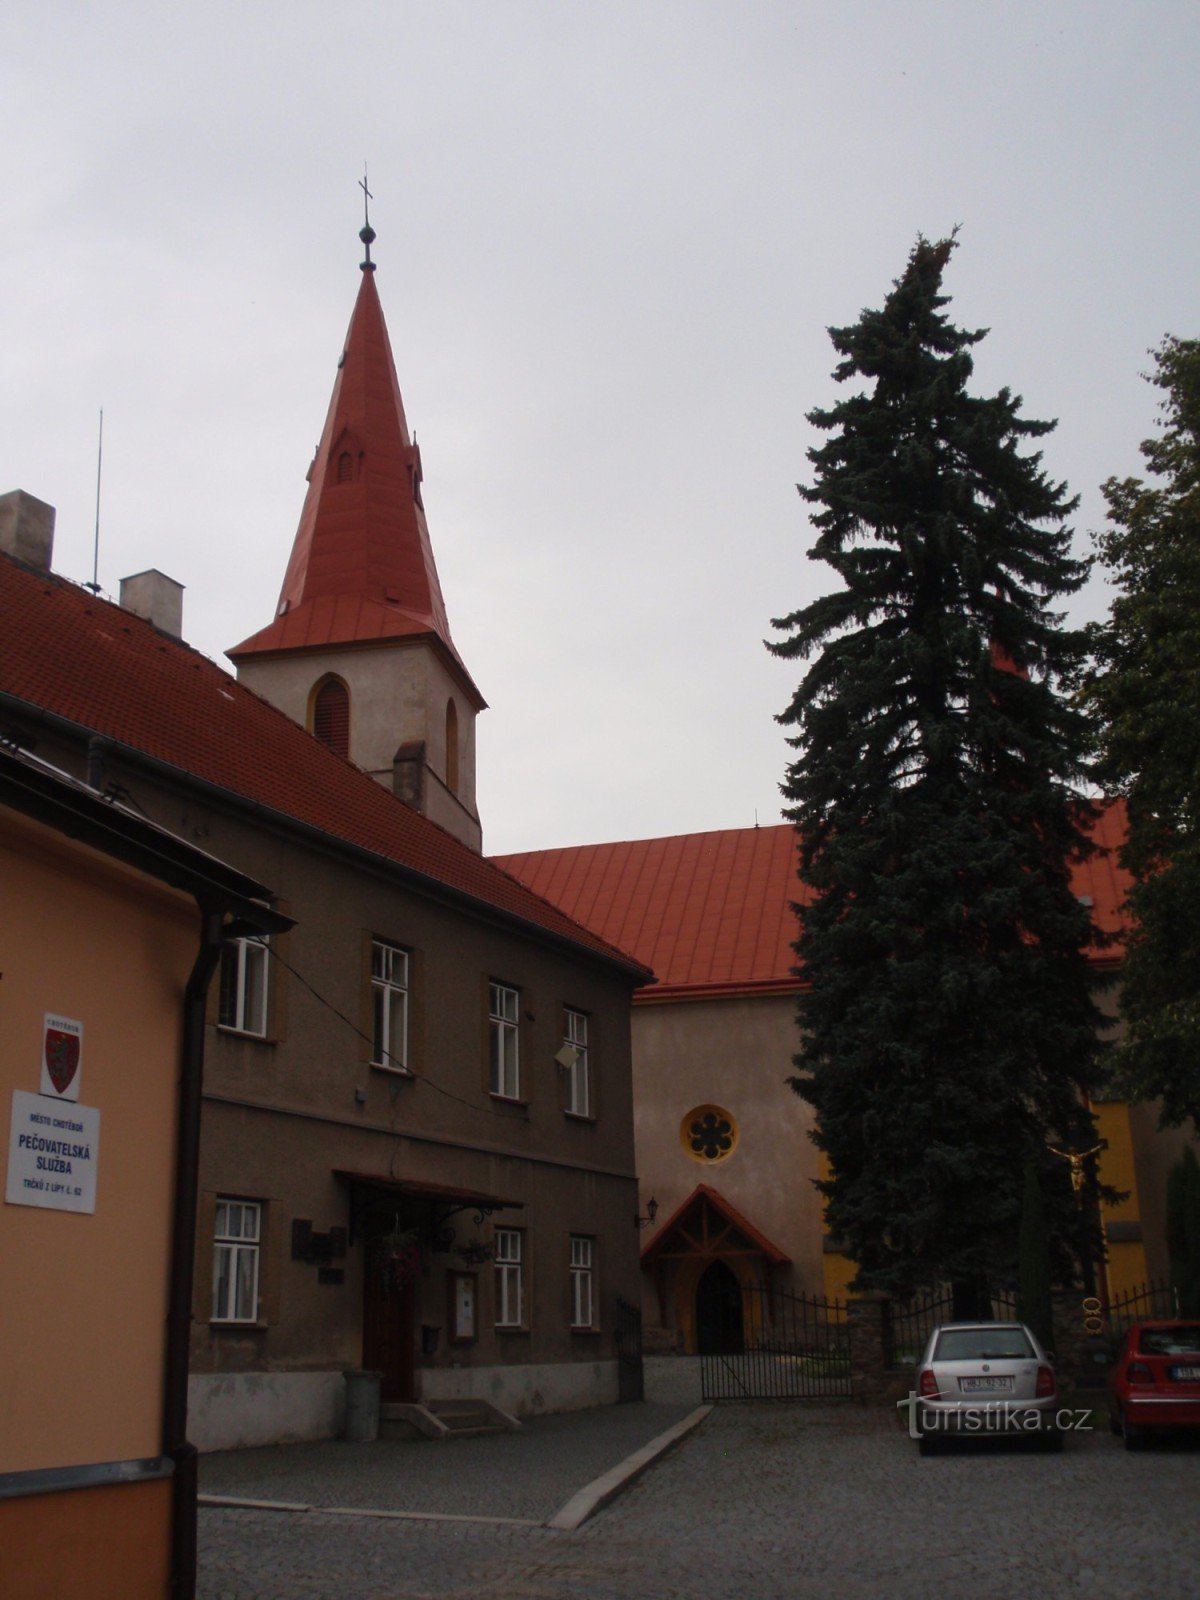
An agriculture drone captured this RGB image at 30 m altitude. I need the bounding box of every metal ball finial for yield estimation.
[358,167,377,272]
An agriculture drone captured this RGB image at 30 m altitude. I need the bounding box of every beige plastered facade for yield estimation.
[632,976,1195,1350]
[0,808,195,1599]
[237,636,481,849]
[632,992,827,1351]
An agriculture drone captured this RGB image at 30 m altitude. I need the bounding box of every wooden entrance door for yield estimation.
[362,1246,417,1402]
[696,1259,744,1355]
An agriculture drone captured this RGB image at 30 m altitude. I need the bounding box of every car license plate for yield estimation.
[1170,1365,1200,1381]
[960,1376,1014,1392]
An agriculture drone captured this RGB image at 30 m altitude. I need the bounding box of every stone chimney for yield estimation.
[392,741,427,812]
[0,490,55,571]
[119,569,184,638]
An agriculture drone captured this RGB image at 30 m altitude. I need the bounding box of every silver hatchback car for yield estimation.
[913,1321,1062,1454]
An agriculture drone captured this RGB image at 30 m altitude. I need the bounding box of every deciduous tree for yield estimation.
[1087,337,1200,1131]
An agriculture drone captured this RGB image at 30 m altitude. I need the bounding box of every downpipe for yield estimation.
[165,905,225,1600]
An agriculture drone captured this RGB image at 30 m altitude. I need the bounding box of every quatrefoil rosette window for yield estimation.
[680,1104,739,1164]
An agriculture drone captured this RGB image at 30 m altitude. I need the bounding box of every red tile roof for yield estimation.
[0,555,648,979]
[228,268,483,707]
[496,808,1133,1002]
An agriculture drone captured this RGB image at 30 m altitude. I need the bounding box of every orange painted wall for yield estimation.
[0,809,194,1473]
[0,1480,171,1600]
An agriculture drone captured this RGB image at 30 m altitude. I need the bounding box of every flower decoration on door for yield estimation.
[680,1104,738,1163]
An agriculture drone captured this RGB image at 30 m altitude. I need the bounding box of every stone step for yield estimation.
[428,1402,504,1434]
[378,1398,521,1441]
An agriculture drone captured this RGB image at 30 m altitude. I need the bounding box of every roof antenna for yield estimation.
[358,164,376,273]
[85,408,103,593]
[754,807,759,829]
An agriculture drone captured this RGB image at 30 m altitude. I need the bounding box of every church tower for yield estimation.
[229,216,485,851]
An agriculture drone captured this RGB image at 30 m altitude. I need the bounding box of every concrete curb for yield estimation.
[546,1404,713,1532]
[198,1493,541,1528]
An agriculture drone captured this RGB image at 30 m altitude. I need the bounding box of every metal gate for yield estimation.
[615,1295,644,1402]
[701,1286,851,1401]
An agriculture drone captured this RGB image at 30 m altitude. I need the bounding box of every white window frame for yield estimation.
[212,1198,261,1324]
[563,1008,591,1118]
[219,935,269,1037]
[569,1235,594,1329]
[494,1227,524,1328]
[489,982,521,1100]
[371,938,409,1072]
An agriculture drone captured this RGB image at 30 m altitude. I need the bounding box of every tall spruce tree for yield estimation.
[769,236,1105,1309]
[1086,338,1200,1131]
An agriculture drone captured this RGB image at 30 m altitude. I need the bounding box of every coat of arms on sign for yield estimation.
[41,1014,83,1101]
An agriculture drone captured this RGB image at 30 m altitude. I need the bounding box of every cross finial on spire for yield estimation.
[359,165,377,273]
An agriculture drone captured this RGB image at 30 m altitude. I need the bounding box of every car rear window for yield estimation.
[1138,1326,1200,1356]
[934,1327,1034,1361]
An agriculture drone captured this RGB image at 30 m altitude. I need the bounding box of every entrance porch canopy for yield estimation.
[640,1182,790,1268]
[334,1169,523,1245]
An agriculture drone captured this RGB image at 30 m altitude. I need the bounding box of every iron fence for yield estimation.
[701,1286,851,1402]
[1105,1279,1179,1337]
[884,1288,1018,1370]
[615,1295,644,1402]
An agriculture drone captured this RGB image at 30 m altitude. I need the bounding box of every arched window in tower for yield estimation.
[312,677,350,760]
[336,450,354,484]
[445,699,459,794]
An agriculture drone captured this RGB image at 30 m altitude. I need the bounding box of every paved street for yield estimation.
[199,1399,1200,1600]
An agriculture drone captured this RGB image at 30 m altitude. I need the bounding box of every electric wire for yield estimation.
[262,941,525,1124]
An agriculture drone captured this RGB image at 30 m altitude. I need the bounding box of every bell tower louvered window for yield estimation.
[313,677,350,759]
[445,699,459,794]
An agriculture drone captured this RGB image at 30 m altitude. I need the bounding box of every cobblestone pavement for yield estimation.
[200,1401,696,1524]
[200,1403,1200,1600]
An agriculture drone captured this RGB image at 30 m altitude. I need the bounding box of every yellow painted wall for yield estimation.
[1093,1100,1150,1298]
[0,809,194,1473]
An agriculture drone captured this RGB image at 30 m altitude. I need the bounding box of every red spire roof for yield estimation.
[229,268,482,704]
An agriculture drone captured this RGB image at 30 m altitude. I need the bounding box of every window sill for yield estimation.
[209,1320,267,1333]
[570,1326,602,1336]
[564,1111,596,1125]
[488,1094,528,1110]
[495,1325,530,1336]
[216,1026,275,1044]
[370,1063,413,1078]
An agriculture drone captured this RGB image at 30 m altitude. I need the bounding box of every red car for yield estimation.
[1108,1320,1200,1450]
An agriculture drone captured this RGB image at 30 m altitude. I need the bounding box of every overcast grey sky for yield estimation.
[3,2,1197,854]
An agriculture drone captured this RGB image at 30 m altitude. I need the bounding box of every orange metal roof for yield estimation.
[0,555,647,979]
[229,267,483,706]
[496,825,808,1002]
[496,808,1133,1002]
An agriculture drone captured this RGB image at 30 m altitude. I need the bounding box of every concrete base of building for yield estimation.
[189,1371,345,1452]
[417,1359,619,1417]
[191,1360,620,1450]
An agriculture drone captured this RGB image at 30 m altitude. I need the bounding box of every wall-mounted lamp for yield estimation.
[635,1196,659,1230]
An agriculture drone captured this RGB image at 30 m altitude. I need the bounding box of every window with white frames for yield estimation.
[569,1235,594,1329]
[212,1199,261,1323]
[563,1008,590,1118]
[489,982,520,1099]
[218,936,269,1036]
[494,1228,524,1327]
[371,939,409,1071]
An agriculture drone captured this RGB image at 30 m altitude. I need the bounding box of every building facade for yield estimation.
[0,241,650,1452]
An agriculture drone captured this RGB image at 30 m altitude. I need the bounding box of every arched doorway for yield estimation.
[695,1258,744,1355]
